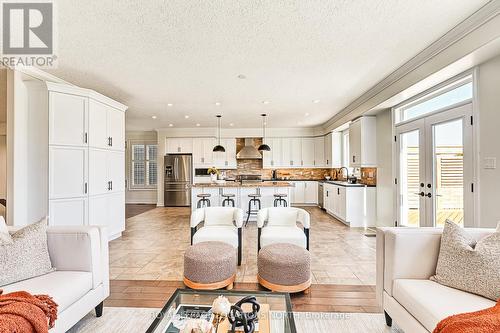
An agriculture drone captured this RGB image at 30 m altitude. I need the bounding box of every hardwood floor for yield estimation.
[106,280,380,313]
[125,204,156,219]
[109,205,380,313]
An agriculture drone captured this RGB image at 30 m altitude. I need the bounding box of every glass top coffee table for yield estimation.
[146,289,297,333]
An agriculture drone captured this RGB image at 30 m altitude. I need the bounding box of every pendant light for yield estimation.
[258,114,271,151]
[213,115,225,152]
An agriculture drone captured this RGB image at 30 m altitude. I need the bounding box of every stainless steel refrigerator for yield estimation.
[164,154,192,207]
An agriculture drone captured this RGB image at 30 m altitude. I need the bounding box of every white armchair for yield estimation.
[190,207,244,265]
[257,207,310,251]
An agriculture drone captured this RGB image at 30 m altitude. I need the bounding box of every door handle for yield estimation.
[110,181,113,190]
[107,181,111,191]
[414,192,425,197]
[426,193,432,198]
[84,182,87,194]
[110,137,113,146]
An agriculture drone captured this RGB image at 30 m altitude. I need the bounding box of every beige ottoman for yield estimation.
[184,241,237,290]
[258,243,311,293]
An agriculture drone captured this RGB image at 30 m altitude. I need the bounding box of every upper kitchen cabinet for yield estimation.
[263,138,283,168]
[324,132,342,168]
[88,99,125,151]
[349,116,377,167]
[301,138,315,167]
[192,137,215,166]
[282,137,302,167]
[166,138,194,154]
[214,138,237,168]
[314,136,325,167]
[49,92,88,146]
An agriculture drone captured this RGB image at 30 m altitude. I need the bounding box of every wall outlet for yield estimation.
[484,157,497,169]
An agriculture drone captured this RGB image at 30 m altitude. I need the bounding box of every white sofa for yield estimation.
[376,227,496,333]
[2,225,109,333]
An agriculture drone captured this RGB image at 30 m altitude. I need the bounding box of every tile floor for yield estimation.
[109,206,376,285]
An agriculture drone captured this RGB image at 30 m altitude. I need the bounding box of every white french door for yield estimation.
[395,102,473,227]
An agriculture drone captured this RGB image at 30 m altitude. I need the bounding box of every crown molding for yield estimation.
[323,0,500,131]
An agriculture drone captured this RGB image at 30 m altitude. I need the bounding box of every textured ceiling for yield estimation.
[47,0,488,130]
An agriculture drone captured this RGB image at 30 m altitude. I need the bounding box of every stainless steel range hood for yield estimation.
[236,138,262,159]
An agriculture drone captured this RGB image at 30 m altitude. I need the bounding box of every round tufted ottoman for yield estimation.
[184,241,237,290]
[258,243,311,293]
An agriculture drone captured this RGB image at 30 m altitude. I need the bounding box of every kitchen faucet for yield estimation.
[339,167,349,181]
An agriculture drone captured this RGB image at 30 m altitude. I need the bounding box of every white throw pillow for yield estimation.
[0,216,12,245]
[204,207,235,227]
[268,208,298,227]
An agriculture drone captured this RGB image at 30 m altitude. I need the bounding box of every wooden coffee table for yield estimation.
[146,288,296,333]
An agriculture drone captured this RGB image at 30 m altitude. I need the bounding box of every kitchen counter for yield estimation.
[192,181,293,188]
[321,180,376,187]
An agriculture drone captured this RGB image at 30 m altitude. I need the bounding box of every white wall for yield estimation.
[477,55,500,228]
[376,109,394,227]
[125,131,158,204]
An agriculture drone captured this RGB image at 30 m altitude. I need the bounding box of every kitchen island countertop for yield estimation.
[192,181,293,188]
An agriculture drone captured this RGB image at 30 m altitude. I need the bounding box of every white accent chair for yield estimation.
[190,207,244,265]
[257,207,310,251]
[3,225,109,333]
[377,227,496,333]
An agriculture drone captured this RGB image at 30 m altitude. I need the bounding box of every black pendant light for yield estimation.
[213,115,225,152]
[258,114,271,151]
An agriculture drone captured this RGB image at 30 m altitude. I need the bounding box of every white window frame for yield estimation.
[129,141,158,190]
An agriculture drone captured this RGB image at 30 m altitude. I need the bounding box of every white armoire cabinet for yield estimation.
[47,82,127,240]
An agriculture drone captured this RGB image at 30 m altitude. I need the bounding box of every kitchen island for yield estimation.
[191,181,294,219]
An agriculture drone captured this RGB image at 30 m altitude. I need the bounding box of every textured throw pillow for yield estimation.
[431,220,500,301]
[268,208,298,227]
[0,216,12,245]
[0,218,54,286]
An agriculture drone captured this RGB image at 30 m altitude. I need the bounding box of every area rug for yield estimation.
[67,307,404,332]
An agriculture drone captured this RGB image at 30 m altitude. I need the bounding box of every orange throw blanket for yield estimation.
[0,289,58,333]
[433,299,500,333]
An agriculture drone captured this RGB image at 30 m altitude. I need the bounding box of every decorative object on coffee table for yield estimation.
[184,241,237,290]
[228,296,261,333]
[180,318,213,333]
[211,295,231,332]
[258,243,311,293]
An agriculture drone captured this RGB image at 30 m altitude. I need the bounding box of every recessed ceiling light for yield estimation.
[167,103,173,107]
[262,101,270,104]
[215,102,221,106]
[196,123,200,127]
[304,112,310,117]
[184,115,189,119]
[229,123,234,127]
[169,123,173,127]
[313,100,320,104]
[237,74,246,79]
[152,115,157,119]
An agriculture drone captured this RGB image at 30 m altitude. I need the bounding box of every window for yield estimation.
[395,75,472,124]
[131,143,157,188]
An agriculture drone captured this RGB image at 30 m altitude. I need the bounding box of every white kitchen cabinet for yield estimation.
[291,181,305,204]
[88,100,125,151]
[49,146,88,199]
[214,138,236,168]
[314,137,325,167]
[49,92,88,146]
[282,138,301,167]
[49,198,88,227]
[301,138,315,167]
[304,181,318,204]
[323,183,334,213]
[166,138,193,154]
[47,82,127,240]
[349,117,377,167]
[263,138,283,168]
[192,138,215,166]
[324,132,343,168]
[324,133,332,168]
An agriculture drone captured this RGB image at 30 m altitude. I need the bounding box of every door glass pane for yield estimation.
[399,130,420,227]
[432,119,464,227]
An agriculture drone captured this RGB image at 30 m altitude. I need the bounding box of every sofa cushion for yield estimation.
[0,219,54,286]
[393,279,495,332]
[260,226,306,248]
[431,220,500,300]
[268,208,298,227]
[193,226,238,248]
[1,271,93,312]
[204,208,235,227]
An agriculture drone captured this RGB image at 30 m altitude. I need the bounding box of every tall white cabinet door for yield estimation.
[107,108,125,151]
[108,151,125,192]
[338,186,347,221]
[88,100,109,149]
[49,147,88,199]
[271,138,282,167]
[192,138,205,164]
[292,181,305,204]
[49,92,88,146]
[324,134,332,167]
[49,198,88,226]
[301,138,315,167]
[107,192,125,238]
[290,138,302,167]
[88,149,108,195]
[304,181,318,204]
[314,137,325,167]
[88,195,108,228]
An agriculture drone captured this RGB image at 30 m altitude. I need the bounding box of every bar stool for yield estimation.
[196,193,211,208]
[273,193,288,207]
[245,192,262,226]
[221,193,236,207]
